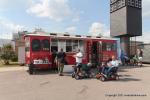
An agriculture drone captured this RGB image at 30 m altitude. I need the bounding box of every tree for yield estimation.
[0,44,17,65]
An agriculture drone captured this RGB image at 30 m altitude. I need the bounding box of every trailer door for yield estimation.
[97,41,102,63]
[91,41,102,66]
[86,40,92,63]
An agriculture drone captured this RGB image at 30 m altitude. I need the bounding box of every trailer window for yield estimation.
[25,38,30,52]
[51,39,58,52]
[42,39,50,51]
[112,43,117,51]
[73,40,79,52]
[102,42,116,51]
[32,39,41,51]
[58,40,66,52]
[66,40,72,52]
[79,40,85,53]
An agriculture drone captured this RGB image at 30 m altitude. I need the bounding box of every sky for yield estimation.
[0,0,150,43]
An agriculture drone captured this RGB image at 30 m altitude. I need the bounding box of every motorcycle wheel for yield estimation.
[72,73,75,78]
[75,75,80,80]
[100,76,106,82]
[115,75,119,80]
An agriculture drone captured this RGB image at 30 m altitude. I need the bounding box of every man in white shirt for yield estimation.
[75,49,83,64]
[74,49,83,75]
[106,56,119,77]
[110,57,119,67]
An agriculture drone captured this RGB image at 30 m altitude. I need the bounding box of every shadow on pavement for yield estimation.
[118,69,128,72]
[117,73,141,82]
[119,64,149,69]
[63,72,73,76]
[26,69,58,75]
[119,74,132,77]
[117,77,141,82]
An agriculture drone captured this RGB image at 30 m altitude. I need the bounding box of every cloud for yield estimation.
[72,15,80,22]
[0,0,22,7]
[0,17,25,32]
[66,26,76,33]
[26,0,72,22]
[0,0,28,12]
[71,10,84,22]
[0,17,25,39]
[143,0,150,18]
[89,22,110,36]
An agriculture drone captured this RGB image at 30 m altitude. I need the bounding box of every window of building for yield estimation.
[117,0,121,9]
[138,0,141,8]
[121,0,125,7]
[111,0,118,4]
[31,39,41,51]
[128,0,132,6]
[114,2,117,11]
[110,5,113,12]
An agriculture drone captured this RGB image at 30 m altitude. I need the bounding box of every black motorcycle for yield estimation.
[72,63,92,80]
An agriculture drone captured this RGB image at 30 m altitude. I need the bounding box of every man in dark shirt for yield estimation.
[51,50,57,68]
[56,48,66,76]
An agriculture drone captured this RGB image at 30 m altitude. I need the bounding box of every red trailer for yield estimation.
[24,33,118,74]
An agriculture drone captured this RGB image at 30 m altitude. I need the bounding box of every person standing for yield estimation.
[52,50,57,68]
[120,50,125,66]
[74,49,83,75]
[137,49,143,67]
[56,48,66,76]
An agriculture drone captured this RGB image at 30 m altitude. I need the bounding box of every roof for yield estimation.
[24,32,119,41]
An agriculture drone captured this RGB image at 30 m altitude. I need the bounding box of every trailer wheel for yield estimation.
[29,64,34,75]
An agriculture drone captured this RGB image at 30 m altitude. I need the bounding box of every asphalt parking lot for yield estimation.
[0,65,150,100]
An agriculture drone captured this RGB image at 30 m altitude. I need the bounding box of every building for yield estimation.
[110,0,142,56]
[139,44,150,63]
[110,0,142,37]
